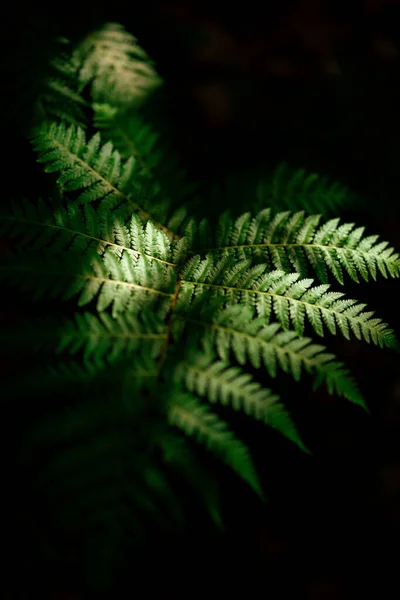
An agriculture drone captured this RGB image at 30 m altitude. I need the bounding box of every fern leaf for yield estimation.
[31,122,177,240]
[4,18,399,578]
[0,199,177,268]
[2,248,175,317]
[32,121,130,206]
[168,392,263,495]
[201,210,400,284]
[52,311,166,362]
[178,304,365,408]
[179,258,396,348]
[255,162,353,216]
[174,356,307,449]
[35,42,88,128]
[74,22,161,107]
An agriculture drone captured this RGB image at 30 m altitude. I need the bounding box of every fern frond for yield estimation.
[30,122,171,237]
[2,247,175,317]
[179,256,396,348]
[93,106,200,222]
[203,163,351,223]
[48,310,166,362]
[31,121,187,240]
[255,162,354,215]
[200,209,400,284]
[35,41,88,128]
[64,351,158,387]
[92,101,119,131]
[0,199,177,267]
[40,79,87,126]
[168,391,262,495]
[32,121,132,204]
[74,22,161,107]
[4,18,398,586]
[93,105,163,165]
[178,303,365,408]
[158,430,223,529]
[174,355,306,449]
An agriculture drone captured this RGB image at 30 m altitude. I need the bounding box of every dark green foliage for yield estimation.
[1,20,399,594]
[255,162,355,215]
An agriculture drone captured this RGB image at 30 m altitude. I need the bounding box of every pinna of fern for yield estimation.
[255,161,355,216]
[73,22,161,108]
[30,120,195,237]
[205,161,354,222]
[194,207,400,283]
[22,21,160,131]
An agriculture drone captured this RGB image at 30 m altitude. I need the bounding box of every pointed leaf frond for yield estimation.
[179,257,396,348]
[74,22,161,107]
[255,162,353,216]
[46,310,167,362]
[174,356,306,449]
[1,248,175,317]
[178,304,365,408]
[31,121,176,240]
[201,210,400,284]
[0,200,177,267]
[168,392,262,495]
[37,51,88,128]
